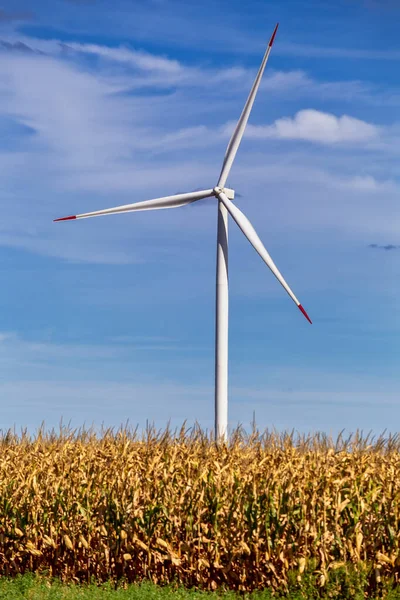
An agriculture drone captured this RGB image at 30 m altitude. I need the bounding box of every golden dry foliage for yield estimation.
[0,425,400,593]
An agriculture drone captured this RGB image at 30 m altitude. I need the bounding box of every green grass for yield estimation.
[3,574,400,600]
[0,575,255,600]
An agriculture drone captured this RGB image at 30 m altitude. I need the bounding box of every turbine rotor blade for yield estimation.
[218,23,279,189]
[54,189,215,222]
[216,190,312,324]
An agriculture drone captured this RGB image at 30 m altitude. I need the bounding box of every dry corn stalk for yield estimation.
[0,425,399,593]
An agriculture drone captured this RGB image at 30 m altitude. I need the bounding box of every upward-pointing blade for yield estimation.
[54,189,215,222]
[216,190,312,324]
[217,23,279,189]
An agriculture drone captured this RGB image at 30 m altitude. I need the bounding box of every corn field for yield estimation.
[1,425,400,595]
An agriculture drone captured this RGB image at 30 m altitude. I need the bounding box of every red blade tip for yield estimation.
[269,23,279,47]
[298,304,312,324]
[54,215,77,222]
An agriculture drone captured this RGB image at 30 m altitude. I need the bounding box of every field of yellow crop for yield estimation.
[1,425,400,596]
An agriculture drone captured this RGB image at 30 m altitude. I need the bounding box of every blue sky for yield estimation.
[0,0,399,436]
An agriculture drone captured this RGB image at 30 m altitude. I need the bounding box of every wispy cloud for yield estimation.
[238,162,399,197]
[0,51,172,174]
[0,331,213,431]
[0,35,376,100]
[7,36,400,112]
[0,9,33,23]
[0,331,398,434]
[347,176,396,192]
[278,42,400,62]
[0,331,188,371]
[0,331,17,342]
[63,0,96,4]
[369,243,400,251]
[360,0,400,11]
[0,40,41,54]
[260,70,369,101]
[0,31,398,267]
[65,41,183,73]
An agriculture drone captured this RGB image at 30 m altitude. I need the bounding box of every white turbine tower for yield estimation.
[55,24,312,441]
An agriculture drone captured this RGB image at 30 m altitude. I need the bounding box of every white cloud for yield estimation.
[244,109,380,145]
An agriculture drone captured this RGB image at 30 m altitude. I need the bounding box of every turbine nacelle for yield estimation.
[214,187,235,200]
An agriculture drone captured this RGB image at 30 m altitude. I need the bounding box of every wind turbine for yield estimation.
[54,23,312,441]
